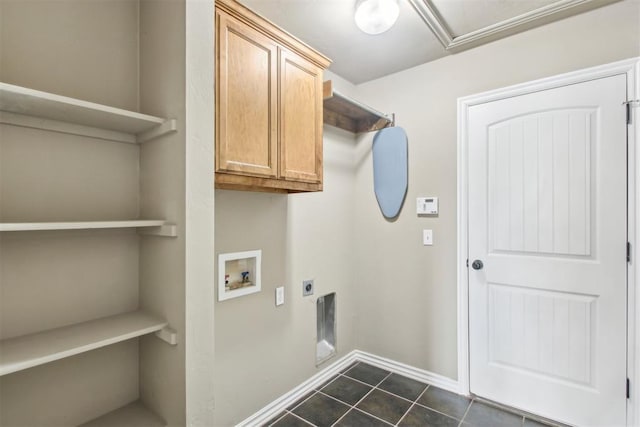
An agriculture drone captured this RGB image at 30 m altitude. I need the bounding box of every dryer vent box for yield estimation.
[316,293,336,366]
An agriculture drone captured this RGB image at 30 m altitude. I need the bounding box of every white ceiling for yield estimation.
[241,0,619,84]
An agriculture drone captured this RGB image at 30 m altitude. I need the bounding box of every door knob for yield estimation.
[471,260,484,270]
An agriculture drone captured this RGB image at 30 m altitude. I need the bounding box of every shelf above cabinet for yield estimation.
[0,220,177,236]
[80,401,166,427]
[0,310,174,376]
[0,82,176,143]
[322,80,393,134]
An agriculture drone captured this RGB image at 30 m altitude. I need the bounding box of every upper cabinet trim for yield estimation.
[215,0,331,69]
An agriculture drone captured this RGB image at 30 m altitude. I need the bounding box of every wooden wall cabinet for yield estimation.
[215,0,331,193]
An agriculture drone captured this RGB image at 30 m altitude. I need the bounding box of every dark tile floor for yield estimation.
[265,362,563,427]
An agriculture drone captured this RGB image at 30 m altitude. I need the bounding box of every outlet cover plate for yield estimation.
[303,279,314,296]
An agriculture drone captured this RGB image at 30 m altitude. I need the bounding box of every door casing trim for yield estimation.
[456,57,640,425]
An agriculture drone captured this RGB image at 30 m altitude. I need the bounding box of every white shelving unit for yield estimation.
[0,311,174,376]
[0,82,177,144]
[0,79,177,425]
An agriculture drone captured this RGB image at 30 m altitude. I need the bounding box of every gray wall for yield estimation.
[352,0,640,380]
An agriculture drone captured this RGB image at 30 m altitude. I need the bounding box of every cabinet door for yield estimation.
[216,11,278,178]
[279,49,323,184]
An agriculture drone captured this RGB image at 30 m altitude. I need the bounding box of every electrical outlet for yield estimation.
[275,286,284,306]
[303,279,314,296]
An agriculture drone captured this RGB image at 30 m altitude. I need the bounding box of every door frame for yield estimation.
[457,57,640,424]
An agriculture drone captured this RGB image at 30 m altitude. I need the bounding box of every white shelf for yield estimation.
[0,220,177,236]
[79,401,166,427]
[0,311,169,376]
[0,82,176,143]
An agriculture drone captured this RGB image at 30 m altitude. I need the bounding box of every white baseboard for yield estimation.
[237,350,460,427]
[352,350,460,395]
[237,351,360,427]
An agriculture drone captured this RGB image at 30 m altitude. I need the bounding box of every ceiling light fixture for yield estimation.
[354,0,400,35]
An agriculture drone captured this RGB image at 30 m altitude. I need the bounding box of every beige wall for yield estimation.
[211,3,640,419]
[139,0,187,425]
[0,0,139,110]
[0,1,142,424]
[0,0,193,425]
[185,0,216,424]
[352,0,640,380]
[213,70,358,423]
[3,0,639,425]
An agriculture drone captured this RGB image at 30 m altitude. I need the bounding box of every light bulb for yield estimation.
[354,0,400,35]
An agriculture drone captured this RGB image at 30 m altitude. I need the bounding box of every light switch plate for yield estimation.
[423,229,433,245]
[275,286,284,306]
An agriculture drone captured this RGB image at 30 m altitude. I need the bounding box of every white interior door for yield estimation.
[468,74,628,426]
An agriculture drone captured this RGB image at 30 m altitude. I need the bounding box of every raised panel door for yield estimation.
[468,74,627,426]
[216,11,278,178]
[279,49,322,184]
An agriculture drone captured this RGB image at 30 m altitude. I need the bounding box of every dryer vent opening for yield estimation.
[316,292,336,365]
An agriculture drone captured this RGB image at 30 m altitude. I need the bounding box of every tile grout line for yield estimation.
[326,371,394,427]
[394,384,430,426]
[342,368,466,425]
[368,371,417,426]
[394,401,416,427]
[267,363,561,427]
[267,411,288,427]
[337,372,375,388]
[341,370,424,406]
[287,391,318,413]
[413,398,470,421]
[355,407,396,426]
[288,371,345,415]
[328,370,396,427]
[372,381,429,406]
[324,387,393,427]
[284,410,317,426]
[472,396,554,425]
[458,398,475,426]
[408,388,472,423]
[341,369,392,389]
[315,373,341,392]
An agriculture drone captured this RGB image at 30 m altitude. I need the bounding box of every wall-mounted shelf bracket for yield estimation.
[155,327,177,346]
[137,223,178,237]
[323,80,394,134]
[137,119,177,143]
